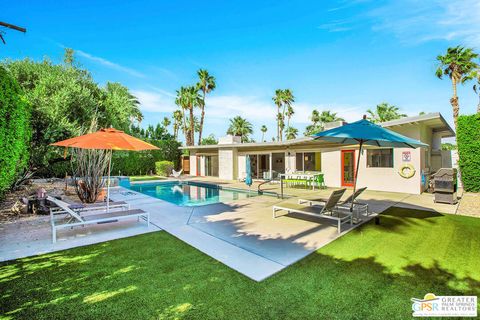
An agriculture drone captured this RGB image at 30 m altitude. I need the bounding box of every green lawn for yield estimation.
[128,175,166,182]
[1,208,479,319]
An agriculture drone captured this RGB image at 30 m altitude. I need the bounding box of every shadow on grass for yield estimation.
[0,228,479,320]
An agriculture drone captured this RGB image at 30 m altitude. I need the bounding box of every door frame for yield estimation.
[341,150,356,187]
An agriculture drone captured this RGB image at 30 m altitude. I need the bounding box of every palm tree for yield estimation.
[227,116,253,143]
[436,46,479,129]
[285,105,295,131]
[281,89,295,141]
[304,109,344,135]
[272,89,284,141]
[319,110,343,123]
[285,126,298,140]
[172,110,183,140]
[366,103,406,123]
[175,86,201,146]
[162,116,171,130]
[260,125,267,142]
[472,73,480,113]
[196,69,216,145]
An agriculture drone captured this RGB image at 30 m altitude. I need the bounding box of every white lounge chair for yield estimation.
[298,187,369,221]
[171,169,183,178]
[273,189,352,234]
[47,196,149,243]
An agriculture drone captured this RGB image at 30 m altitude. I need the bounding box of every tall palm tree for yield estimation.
[367,103,406,123]
[175,87,190,145]
[272,89,284,141]
[280,89,295,141]
[175,86,200,145]
[436,46,479,129]
[196,69,216,145]
[285,104,295,131]
[172,110,183,140]
[285,126,298,140]
[472,72,480,113]
[227,116,253,143]
[260,125,267,142]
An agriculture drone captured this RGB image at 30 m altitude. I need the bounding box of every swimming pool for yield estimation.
[128,181,258,206]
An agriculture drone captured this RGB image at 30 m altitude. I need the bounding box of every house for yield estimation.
[181,113,455,194]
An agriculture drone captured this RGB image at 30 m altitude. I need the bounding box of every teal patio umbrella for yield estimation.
[312,116,428,210]
[245,155,253,191]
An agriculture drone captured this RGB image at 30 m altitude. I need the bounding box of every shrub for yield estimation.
[110,138,182,176]
[155,161,174,176]
[0,66,31,198]
[457,114,480,192]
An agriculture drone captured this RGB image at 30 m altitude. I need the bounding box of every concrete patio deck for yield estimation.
[0,177,461,281]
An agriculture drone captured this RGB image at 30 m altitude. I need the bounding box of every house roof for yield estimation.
[180,112,454,150]
[381,112,455,138]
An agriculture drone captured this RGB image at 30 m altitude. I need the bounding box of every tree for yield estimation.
[281,89,295,141]
[272,89,284,141]
[201,134,218,145]
[286,105,295,131]
[272,89,295,141]
[0,66,31,197]
[101,82,142,131]
[162,116,171,130]
[175,86,201,146]
[260,125,267,142]
[285,126,298,140]
[196,69,216,145]
[472,73,480,113]
[172,110,183,140]
[436,46,479,129]
[3,50,144,177]
[304,109,344,135]
[227,116,253,143]
[366,103,406,123]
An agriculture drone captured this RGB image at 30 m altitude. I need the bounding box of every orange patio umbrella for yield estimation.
[51,128,159,210]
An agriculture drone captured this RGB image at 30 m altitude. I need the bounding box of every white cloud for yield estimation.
[132,89,176,113]
[75,50,146,78]
[369,0,480,46]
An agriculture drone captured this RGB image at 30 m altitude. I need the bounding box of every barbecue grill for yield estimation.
[433,168,458,204]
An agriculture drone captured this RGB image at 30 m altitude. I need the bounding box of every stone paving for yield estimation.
[457,191,480,217]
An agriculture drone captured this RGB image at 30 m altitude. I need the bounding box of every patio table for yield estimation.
[281,173,325,190]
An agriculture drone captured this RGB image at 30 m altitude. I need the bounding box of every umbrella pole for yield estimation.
[106,149,112,212]
[351,140,363,212]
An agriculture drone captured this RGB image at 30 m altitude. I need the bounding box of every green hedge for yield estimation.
[457,114,480,192]
[155,161,174,176]
[0,67,31,197]
[110,139,182,176]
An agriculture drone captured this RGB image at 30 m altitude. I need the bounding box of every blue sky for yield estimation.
[2,0,480,142]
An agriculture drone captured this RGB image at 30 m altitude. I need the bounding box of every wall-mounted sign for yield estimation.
[402,151,411,162]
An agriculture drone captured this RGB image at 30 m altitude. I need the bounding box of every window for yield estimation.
[367,149,393,168]
[295,152,321,171]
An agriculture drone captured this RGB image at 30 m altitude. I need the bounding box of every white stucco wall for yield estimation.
[321,149,342,187]
[356,147,422,194]
[219,148,237,180]
[189,154,197,176]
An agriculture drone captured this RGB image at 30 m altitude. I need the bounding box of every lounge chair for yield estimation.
[298,187,369,221]
[47,196,149,243]
[171,169,183,178]
[273,189,352,234]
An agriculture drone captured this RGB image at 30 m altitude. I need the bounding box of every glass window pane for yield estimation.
[367,149,393,168]
[296,153,303,171]
[304,152,315,171]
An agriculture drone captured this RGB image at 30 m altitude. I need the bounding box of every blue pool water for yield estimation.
[128,181,258,206]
